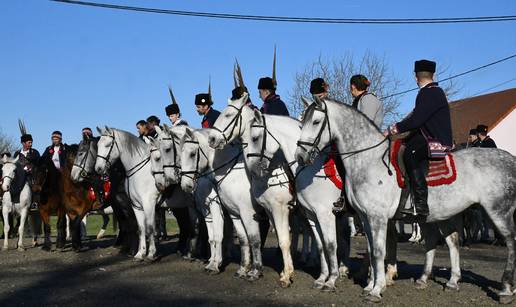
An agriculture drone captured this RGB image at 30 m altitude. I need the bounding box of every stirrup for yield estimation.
[332,197,346,214]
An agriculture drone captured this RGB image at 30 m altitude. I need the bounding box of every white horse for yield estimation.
[148,125,225,273]
[208,94,297,287]
[180,127,265,281]
[1,156,32,251]
[94,127,158,261]
[295,98,516,303]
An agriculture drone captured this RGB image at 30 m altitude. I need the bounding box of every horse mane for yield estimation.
[304,98,383,134]
[112,128,148,158]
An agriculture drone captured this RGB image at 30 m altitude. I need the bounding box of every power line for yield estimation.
[380,53,516,99]
[51,0,516,24]
[470,76,516,97]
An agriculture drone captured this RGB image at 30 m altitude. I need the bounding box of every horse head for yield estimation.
[180,127,205,194]
[95,126,118,176]
[1,155,19,192]
[243,108,279,178]
[295,97,331,166]
[208,92,249,149]
[151,124,183,188]
[71,136,98,183]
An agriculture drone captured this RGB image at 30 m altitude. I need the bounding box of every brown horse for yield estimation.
[32,155,67,250]
[32,144,94,251]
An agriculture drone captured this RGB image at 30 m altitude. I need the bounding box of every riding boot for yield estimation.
[401,167,429,217]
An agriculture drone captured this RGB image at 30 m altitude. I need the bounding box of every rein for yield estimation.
[211,103,246,145]
[73,140,97,179]
[297,100,392,176]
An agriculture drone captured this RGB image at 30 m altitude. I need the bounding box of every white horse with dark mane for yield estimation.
[1,156,32,251]
[295,97,516,303]
[94,127,158,261]
[148,124,225,273]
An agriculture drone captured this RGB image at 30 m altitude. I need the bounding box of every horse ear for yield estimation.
[184,127,194,139]
[96,126,104,135]
[1,155,7,164]
[162,124,170,134]
[155,125,163,135]
[313,95,322,106]
[239,92,249,106]
[301,96,313,109]
[253,108,262,123]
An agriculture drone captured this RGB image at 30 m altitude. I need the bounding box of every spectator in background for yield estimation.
[136,120,147,140]
[476,124,497,148]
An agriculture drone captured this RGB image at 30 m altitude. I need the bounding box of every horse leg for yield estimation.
[484,203,516,303]
[206,201,224,274]
[17,207,29,251]
[56,209,67,249]
[438,222,461,291]
[290,213,300,262]
[415,223,439,289]
[97,212,109,239]
[39,208,52,251]
[2,204,10,250]
[145,206,157,261]
[308,218,329,289]
[385,220,398,286]
[315,211,339,292]
[238,211,263,282]
[132,207,147,261]
[364,217,388,303]
[269,204,294,288]
[336,214,351,278]
[65,215,71,241]
[232,217,252,279]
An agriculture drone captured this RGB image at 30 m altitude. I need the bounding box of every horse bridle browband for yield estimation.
[211,103,247,145]
[297,100,392,175]
[1,161,16,183]
[180,140,209,181]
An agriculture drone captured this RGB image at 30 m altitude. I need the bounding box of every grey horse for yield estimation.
[295,97,516,303]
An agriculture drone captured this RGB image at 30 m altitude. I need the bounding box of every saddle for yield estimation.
[390,139,456,188]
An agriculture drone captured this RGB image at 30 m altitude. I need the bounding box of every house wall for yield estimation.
[490,109,516,156]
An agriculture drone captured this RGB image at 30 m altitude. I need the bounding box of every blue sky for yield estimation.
[1,0,515,151]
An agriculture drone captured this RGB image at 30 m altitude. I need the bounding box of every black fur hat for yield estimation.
[195,93,212,105]
[414,60,436,73]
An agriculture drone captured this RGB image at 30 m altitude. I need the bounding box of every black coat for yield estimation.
[260,94,290,116]
[202,108,221,128]
[14,148,40,171]
[479,136,497,148]
[396,82,452,147]
[42,143,69,170]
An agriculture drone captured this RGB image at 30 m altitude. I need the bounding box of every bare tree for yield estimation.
[0,127,17,155]
[288,51,403,127]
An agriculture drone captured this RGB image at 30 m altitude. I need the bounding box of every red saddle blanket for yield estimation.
[323,153,343,190]
[390,139,456,188]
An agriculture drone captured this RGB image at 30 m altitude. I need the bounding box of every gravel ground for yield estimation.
[0,233,512,307]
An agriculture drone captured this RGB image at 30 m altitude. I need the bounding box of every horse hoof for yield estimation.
[415,279,428,290]
[233,271,247,279]
[205,268,220,275]
[499,294,514,305]
[17,247,25,252]
[278,279,291,288]
[41,245,51,252]
[32,241,38,247]
[312,281,325,290]
[133,256,144,262]
[339,267,349,278]
[363,294,382,303]
[146,255,157,262]
[247,271,263,282]
[386,278,395,287]
[321,284,336,292]
[360,289,372,297]
[445,283,459,292]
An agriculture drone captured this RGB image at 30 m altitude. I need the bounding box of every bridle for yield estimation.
[246,113,282,169]
[296,100,392,175]
[151,133,182,178]
[73,139,96,179]
[211,102,247,145]
[97,132,150,178]
[180,139,209,182]
[1,161,16,185]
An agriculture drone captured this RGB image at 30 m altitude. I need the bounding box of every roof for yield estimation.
[449,88,516,144]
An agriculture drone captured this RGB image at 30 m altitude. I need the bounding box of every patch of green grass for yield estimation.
[1,213,180,237]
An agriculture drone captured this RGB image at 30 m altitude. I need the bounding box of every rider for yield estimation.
[476,124,497,148]
[82,127,94,139]
[257,77,289,116]
[136,120,148,140]
[332,75,384,212]
[467,128,480,148]
[42,131,69,171]
[14,133,40,210]
[165,103,189,127]
[146,116,160,139]
[196,93,220,128]
[385,59,452,217]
